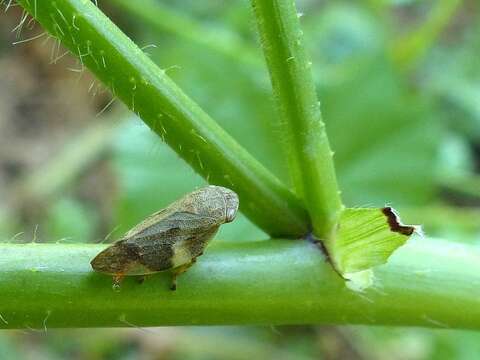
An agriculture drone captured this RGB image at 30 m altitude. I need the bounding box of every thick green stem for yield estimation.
[15,0,309,238]
[1,237,480,329]
[251,0,343,240]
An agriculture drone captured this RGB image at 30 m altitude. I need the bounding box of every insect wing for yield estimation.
[125,211,217,239]
[123,211,219,272]
[122,208,170,239]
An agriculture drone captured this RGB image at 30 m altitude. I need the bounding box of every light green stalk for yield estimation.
[251,0,344,241]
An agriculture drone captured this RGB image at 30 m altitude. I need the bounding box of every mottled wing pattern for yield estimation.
[120,227,182,273]
[122,211,219,272]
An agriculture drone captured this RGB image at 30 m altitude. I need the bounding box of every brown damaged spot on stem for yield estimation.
[382,207,415,236]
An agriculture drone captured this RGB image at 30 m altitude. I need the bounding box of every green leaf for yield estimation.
[321,56,442,206]
[326,207,418,275]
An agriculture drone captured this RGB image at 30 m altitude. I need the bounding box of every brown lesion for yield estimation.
[382,207,415,236]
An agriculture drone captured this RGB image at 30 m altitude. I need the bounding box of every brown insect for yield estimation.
[91,185,239,290]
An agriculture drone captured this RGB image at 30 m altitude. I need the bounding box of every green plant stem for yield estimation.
[109,0,263,69]
[1,237,480,329]
[16,0,309,238]
[251,0,343,240]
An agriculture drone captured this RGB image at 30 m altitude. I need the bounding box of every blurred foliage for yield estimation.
[1,0,480,359]
[45,197,98,243]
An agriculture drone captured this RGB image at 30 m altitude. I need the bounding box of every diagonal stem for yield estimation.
[15,0,309,238]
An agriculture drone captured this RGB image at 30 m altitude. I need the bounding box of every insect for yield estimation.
[91,185,239,290]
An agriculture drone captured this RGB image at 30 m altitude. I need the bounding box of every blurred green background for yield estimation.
[0,0,479,358]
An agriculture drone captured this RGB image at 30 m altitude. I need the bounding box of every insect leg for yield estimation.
[170,260,196,291]
[112,274,124,290]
